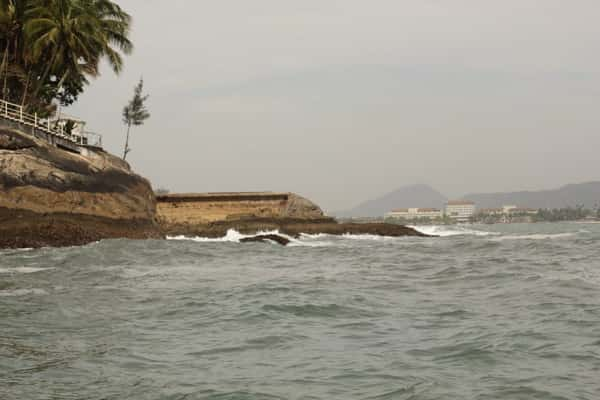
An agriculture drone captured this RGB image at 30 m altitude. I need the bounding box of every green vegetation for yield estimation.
[122,78,149,160]
[533,206,595,222]
[473,206,599,224]
[0,0,132,115]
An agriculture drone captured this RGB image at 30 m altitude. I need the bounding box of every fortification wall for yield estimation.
[156,192,325,225]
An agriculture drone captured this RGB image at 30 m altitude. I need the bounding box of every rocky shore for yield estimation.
[1,125,428,249]
[0,127,160,249]
[156,193,429,241]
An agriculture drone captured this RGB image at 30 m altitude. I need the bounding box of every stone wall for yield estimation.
[156,192,326,225]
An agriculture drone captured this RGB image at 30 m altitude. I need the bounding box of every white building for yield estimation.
[386,208,443,220]
[56,114,87,141]
[502,205,518,214]
[445,200,476,222]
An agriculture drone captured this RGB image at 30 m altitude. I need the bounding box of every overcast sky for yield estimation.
[69,0,600,211]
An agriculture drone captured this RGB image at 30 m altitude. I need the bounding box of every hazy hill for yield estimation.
[463,182,600,209]
[336,184,447,217]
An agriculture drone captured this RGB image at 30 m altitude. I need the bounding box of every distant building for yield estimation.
[386,207,443,220]
[476,205,538,223]
[445,200,476,222]
[506,207,537,215]
[502,205,518,214]
[478,206,537,217]
[477,208,503,216]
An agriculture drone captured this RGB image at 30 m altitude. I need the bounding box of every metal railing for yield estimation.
[0,98,102,148]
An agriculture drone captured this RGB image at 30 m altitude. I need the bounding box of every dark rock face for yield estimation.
[0,126,160,249]
[0,207,158,249]
[240,234,291,246]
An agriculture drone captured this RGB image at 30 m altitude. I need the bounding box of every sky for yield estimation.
[69,0,600,212]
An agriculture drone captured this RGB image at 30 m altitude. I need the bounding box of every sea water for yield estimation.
[1,223,599,399]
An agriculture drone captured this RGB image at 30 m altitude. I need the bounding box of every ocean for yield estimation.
[1,223,599,399]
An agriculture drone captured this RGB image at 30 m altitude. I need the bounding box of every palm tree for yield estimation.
[0,0,132,111]
[0,0,30,102]
[25,0,132,105]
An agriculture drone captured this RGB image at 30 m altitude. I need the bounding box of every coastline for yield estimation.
[0,125,428,249]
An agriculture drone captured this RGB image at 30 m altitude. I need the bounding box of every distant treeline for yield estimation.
[532,206,599,222]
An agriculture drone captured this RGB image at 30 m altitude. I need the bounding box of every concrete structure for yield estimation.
[477,208,503,216]
[502,205,518,214]
[477,206,537,217]
[386,208,443,220]
[445,200,476,222]
[0,98,102,154]
[506,207,537,215]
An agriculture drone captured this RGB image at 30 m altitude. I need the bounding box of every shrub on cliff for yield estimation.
[0,0,132,115]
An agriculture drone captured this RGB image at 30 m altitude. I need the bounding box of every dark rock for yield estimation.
[161,217,432,239]
[240,234,291,246]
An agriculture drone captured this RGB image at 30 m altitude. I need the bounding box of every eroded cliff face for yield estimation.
[0,127,160,249]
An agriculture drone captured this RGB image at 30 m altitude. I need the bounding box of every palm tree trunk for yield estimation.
[31,53,58,100]
[123,122,131,160]
[20,71,31,108]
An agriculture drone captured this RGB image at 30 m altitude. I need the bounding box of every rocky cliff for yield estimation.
[0,127,160,249]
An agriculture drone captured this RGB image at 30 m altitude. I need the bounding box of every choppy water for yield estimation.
[1,223,600,399]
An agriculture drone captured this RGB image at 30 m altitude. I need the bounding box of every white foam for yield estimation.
[168,229,254,243]
[0,267,54,274]
[341,233,399,241]
[168,229,331,247]
[409,225,496,237]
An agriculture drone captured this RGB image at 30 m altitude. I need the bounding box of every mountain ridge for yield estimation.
[462,181,600,209]
[335,181,600,217]
[335,184,447,217]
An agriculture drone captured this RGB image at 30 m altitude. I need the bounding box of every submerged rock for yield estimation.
[240,234,291,246]
[0,127,160,249]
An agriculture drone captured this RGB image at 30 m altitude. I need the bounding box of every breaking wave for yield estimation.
[167,229,332,247]
[410,225,497,237]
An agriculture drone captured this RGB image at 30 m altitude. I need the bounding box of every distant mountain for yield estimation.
[336,184,447,217]
[463,181,600,209]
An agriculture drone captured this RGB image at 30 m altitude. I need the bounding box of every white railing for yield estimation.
[0,98,102,148]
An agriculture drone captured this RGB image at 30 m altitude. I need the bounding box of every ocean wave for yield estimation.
[410,225,497,237]
[302,232,410,242]
[490,233,576,241]
[167,229,332,247]
[0,288,48,297]
[341,233,403,241]
[0,267,54,274]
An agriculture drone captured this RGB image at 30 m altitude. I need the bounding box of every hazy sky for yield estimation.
[69,0,600,211]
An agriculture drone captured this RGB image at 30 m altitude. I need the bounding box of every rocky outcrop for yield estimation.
[160,216,429,239]
[0,127,160,249]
